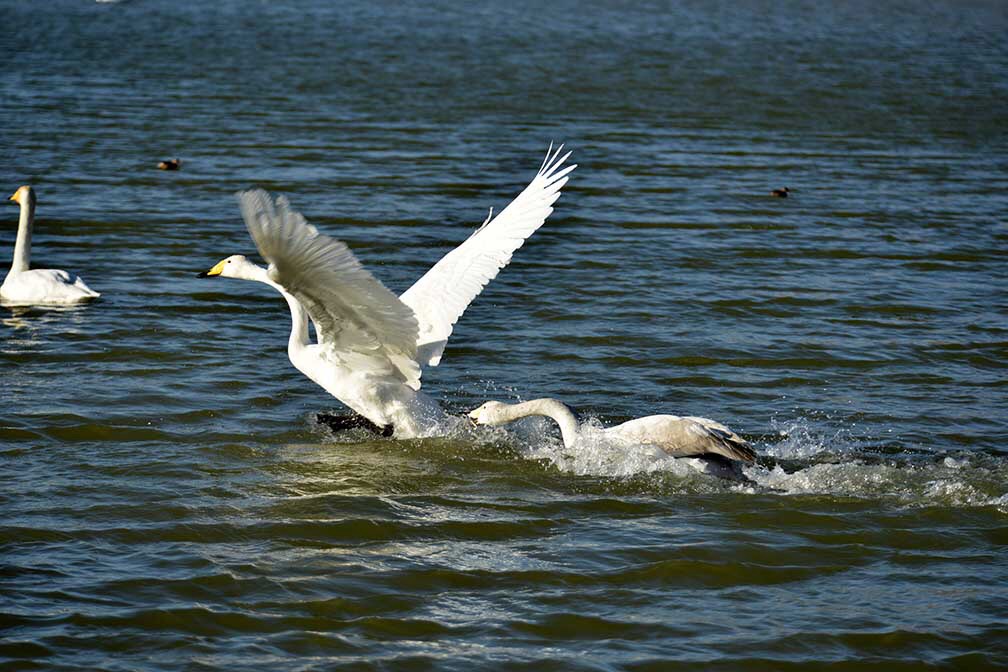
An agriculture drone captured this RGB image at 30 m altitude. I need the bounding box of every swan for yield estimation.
[1,186,100,306]
[198,144,575,438]
[468,398,756,463]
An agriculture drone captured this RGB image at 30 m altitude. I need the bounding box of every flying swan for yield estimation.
[199,145,575,438]
[1,186,100,306]
[468,398,756,463]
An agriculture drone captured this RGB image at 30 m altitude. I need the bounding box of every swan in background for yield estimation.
[1,186,100,306]
[199,144,575,438]
[468,398,756,463]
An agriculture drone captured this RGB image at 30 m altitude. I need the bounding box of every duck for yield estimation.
[198,144,575,438]
[468,398,756,463]
[1,186,100,306]
[771,187,790,198]
[158,158,181,170]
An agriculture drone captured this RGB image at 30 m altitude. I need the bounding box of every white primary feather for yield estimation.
[400,143,575,366]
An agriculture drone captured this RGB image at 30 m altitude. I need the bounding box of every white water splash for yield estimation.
[743,416,1007,510]
[763,412,865,459]
[743,459,1008,511]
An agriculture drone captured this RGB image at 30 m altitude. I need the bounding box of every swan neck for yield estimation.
[282,292,311,350]
[248,265,311,350]
[505,399,581,448]
[11,197,34,273]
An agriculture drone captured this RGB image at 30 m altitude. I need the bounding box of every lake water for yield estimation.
[2,1,1007,669]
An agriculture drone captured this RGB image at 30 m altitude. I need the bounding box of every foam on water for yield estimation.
[744,459,1008,511]
[745,415,1008,510]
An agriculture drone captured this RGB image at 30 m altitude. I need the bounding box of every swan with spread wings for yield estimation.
[198,145,574,438]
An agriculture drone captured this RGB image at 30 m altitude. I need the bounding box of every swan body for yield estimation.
[468,398,756,463]
[1,186,100,306]
[200,145,575,438]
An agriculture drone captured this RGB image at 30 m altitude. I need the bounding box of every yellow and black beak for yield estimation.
[197,259,227,278]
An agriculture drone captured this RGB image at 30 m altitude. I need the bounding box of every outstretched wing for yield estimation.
[399,143,575,367]
[238,190,423,389]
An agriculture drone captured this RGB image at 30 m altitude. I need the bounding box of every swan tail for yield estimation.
[709,431,756,463]
[73,276,101,299]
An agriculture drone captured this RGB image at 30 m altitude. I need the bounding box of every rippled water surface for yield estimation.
[3,1,1008,669]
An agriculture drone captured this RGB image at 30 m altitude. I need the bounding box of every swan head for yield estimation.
[197,254,261,280]
[468,401,508,426]
[8,185,35,206]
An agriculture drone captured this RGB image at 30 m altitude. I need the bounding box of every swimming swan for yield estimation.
[468,398,756,463]
[1,186,100,306]
[199,145,575,438]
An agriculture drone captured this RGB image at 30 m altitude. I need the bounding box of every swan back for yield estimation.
[607,415,756,463]
[0,269,100,306]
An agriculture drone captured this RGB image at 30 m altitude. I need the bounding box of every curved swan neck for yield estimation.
[501,398,581,448]
[11,194,34,273]
[246,264,310,350]
[282,291,311,351]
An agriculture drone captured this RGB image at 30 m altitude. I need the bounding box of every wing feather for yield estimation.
[238,190,422,389]
[399,144,575,367]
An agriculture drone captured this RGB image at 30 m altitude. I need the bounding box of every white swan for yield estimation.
[1,186,100,306]
[199,145,575,438]
[468,398,756,463]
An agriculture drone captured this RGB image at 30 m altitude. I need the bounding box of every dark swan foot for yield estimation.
[316,412,394,437]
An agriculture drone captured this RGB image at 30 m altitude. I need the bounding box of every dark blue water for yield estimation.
[2,1,1007,669]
